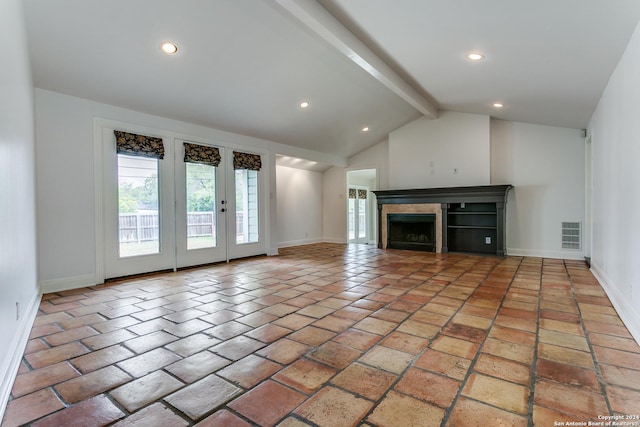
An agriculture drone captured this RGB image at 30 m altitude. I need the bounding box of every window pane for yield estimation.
[358,198,367,238]
[117,154,159,257]
[235,169,259,244]
[186,163,216,250]
[348,198,356,240]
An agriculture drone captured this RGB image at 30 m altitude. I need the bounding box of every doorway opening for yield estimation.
[346,169,377,245]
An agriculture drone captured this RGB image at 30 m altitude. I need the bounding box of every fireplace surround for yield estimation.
[373,185,512,256]
[387,213,436,252]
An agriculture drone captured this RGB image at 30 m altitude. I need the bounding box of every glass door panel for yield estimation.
[175,142,227,268]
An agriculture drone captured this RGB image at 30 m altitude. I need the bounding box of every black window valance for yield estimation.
[233,151,262,171]
[114,130,164,159]
[183,142,221,166]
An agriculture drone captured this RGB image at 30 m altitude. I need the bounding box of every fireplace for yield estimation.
[387,214,436,252]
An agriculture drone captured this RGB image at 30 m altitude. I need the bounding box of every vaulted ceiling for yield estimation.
[23,0,640,166]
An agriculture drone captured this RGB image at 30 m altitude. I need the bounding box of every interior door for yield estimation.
[348,186,369,244]
[175,140,228,268]
[104,129,175,278]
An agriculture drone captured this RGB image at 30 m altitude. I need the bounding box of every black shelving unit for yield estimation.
[447,203,497,254]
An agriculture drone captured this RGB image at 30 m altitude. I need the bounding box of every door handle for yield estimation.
[221,208,226,213]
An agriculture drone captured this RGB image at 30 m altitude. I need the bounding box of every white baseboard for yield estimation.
[278,238,324,248]
[507,247,585,260]
[322,237,347,244]
[40,274,99,294]
[590,264,640,346]
[0,291,41,422]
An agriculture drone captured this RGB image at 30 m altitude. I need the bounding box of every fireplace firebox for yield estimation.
[387,214,436,252]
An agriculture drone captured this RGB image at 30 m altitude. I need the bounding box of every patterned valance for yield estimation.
[348,188,367,200]
[184,143,221,166]
[114,130,164,159]
[233,151,262,171]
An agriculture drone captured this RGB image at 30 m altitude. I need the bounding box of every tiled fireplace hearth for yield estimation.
[373,185,512,256]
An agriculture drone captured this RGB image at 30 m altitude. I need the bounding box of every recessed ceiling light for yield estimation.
[466,52,484,61]
[361,126,370,132]
[161,42,179,55]
[299,101,310,109]
[493,102,504,108]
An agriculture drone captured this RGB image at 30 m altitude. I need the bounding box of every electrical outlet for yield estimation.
[485,237,492,245]
[453,168,459,174]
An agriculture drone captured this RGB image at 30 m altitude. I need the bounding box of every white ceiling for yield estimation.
[23,0,640,167]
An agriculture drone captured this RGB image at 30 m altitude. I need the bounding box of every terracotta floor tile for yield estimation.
[606,385,640,414]
[70,344,134,373]
[366,390,444,427]
[359,345,413,374]
[600,363,640,390]
[534,378,608,420]
[447,397,528,427]
[55,365,131,403]
[430,335,480,359]
[229,380,306,427]
[372,308,410,323]
[218,354,282,388]
[539,328,590,352]
[25,341,91,369]
[164,333,220,357]
[312,315,356,333]
[379,331,429,354]
[273,313,316,330]
[395,367,460,408]
[483,338,534,364]
[124,318,173,336]
[123,330,178,354]
[43,325,98,347]
[111,370,184,412]
[536,358,600,392]
[462,373,529,414]
[274,358,337,394]
[308,341,361,369]
[165,350,230,383]
[493,313,537,333]
[210,335,266,360]
[11,361,79,398]
[244,323,292,343]
[331,362,396,401]
[116,347,181,377]
[332,328,381,351]
[205,320,252,340]
[442,323,487,343]
[257,338,311,364]
[288,326,336,346]
[296,386,373,427]
[537,343,594,369]
[194,409,252,427]
[414,349,471,381]
[594,346,640,370]
[2,388,65,427]
[111,403,189,427]
[539,318,584,336]
[396,319,441,339]
[164,374,242,421]
[81,328,137,350]
[474,353,531,386]
[589,332,640,353]
[353,317,397,335]
[30,394,124,427]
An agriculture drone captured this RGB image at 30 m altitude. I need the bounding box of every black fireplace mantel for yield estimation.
[373,185,512,205]
[373,185,513,256]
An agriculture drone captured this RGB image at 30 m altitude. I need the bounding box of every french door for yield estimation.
[348,186,369,244]
[103,129,265,279]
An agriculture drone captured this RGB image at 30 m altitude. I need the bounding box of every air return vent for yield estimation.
[562,222,581,250]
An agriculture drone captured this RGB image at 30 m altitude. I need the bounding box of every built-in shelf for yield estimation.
[374,185,512,256]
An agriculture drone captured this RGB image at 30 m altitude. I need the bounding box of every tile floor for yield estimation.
[3,243,640,426]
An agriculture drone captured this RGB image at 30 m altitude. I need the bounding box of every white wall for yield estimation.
[588,20,640,343]
[389,111,490,189]
[0,0,41,418]
[35,89,341,288]
[491,120,585,259]
[276,165,323,247]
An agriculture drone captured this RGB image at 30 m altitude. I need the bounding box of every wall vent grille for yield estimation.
[562,222,581,250]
